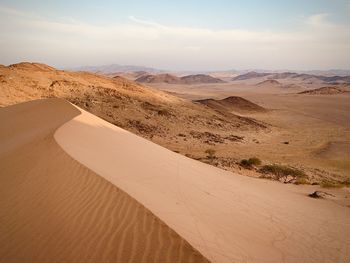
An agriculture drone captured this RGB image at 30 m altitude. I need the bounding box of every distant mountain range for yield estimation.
[68,64,350,77]
[135,73,225,85]
[232,71,350,83]
[69,64,160,74]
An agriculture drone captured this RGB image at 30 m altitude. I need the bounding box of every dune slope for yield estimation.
[55,104,350,263]
[0,99,208,263]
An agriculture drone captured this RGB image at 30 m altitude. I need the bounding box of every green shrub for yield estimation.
[240,157,261,167]
[294,177,309,185]
[240,159,250,166]
[341,179,350,187]
[259,164,306,183]
[157,109,172,116]
[320,181,345,188]
[248,157,262,165]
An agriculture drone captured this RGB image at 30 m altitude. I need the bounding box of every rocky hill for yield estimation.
[136,73,225,84]
[256,79,281,86]
[180,74,225,84]
[298,86,348,95]
[232,72,271,81]
[232,71,350,84]
[195,96,266,114]
[0,63,267,163]
[135,73,181,84]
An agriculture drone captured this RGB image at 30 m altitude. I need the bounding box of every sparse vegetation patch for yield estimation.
[259,164,307,183]
[320,180,347,188]
[240,157,261,168]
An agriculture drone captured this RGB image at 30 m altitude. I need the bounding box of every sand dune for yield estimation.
[0,99,208,263]
[55,102,350,262]
[2,98,350,263]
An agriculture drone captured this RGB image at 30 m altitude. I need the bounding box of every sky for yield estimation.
[0,0,350,70]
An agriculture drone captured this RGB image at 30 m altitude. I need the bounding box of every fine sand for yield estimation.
[55,102,350,262]
[0,99,208,263]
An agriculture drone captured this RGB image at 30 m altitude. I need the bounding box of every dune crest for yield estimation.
[0,99,208,263]
[55,103,350,263]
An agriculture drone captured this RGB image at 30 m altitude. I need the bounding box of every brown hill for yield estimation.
[136,73,225,84]
[8,62,56,72]
[110,70,148,79]
[233,71,350,84]
[256,79,281,86]
[232,71,271,81]
[180,74,225,84]
[196,96,266,114]
[135,73,181,84]
[0,63,266,169]
[298,86,347,95]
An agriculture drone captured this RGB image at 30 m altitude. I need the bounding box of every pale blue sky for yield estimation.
[1,0,350,70]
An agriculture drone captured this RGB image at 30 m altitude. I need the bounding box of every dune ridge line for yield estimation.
[54,102,350,263]
[0,99,209,263]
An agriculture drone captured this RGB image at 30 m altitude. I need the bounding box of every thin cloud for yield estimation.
[0,5,40,19]
[306,13,330,26]
[128,16,165,28]
[0,5,349,69]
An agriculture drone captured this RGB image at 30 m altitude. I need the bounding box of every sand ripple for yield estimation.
[0,99,208,263]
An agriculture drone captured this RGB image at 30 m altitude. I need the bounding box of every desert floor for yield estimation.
[150,83,350,182]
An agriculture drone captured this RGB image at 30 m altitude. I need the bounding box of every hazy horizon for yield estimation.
[68,63,350,72]
[1,0,350,70]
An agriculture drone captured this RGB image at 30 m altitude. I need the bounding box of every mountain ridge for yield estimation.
[136,73,225,84]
